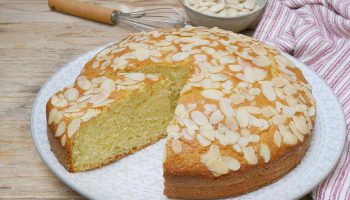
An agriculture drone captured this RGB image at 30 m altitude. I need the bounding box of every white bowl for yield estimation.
[180,0,268,32]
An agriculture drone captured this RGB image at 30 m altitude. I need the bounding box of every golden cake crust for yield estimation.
[164,134,311,199]
[46,26,316,197]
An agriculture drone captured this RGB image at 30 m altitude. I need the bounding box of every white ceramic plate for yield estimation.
[31,44,346,200]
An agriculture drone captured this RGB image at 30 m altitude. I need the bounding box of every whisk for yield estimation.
[48,0,187,32]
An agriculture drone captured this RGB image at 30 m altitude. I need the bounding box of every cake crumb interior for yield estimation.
[71,64,191,171]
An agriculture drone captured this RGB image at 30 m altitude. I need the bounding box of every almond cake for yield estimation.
[46,26,316,199]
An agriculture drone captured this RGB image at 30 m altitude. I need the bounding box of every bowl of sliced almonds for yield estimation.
[180,0,267,32]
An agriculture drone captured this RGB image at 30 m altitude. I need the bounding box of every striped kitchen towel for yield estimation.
[253,0,350,199]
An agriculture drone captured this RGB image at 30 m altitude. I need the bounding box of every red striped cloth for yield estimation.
[253,0,350,199]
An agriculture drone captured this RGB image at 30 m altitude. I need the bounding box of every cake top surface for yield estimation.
[47,26,316,177]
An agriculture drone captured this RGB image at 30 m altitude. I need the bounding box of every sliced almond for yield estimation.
[209,110,224,124]
[133,48,150,61]
[197,134,211,147]
[202,89,224,100]
[220,98,234,118]
[251,44,267,56]
[222,156,241,171]
[206,159,230,176]
[89,92,110,106]
[236,108,250,128]
[81,109,100,122]
[172,52,190,61]
[64,88,79,102]
[274,131,282,147]
[124,73,145,81]
[260,143,270,163]
[210,74,228,82]
[183,118,199,131]
[230,94,245,104]
[191,111,209,126]
[292,116,309,134]
[101,79,115,92]
[67,118,81,138]
[253,55,271,67]
[261,81,276,101]
[224,131,240,145]
[55,121,66,137]
[171,139,182,154]
[242,146,258,165]
[274,55,294,67]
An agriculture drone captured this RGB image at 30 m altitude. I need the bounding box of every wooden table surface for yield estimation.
[0,0,312,199]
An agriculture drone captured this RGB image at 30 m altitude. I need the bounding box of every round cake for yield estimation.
[46,26,316,199]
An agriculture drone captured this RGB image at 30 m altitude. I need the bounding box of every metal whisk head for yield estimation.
[112,7,187,32]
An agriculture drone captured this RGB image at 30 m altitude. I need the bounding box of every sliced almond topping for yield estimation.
[50,95,65,108]
[230,94,245,104]
[202,89,224,100]
[245,106,261,115]
[210,74,228,82]
[197,134,211,147]
[133,48,150,61]
[175,104,186,117]
[146,74,159,81]
[272,76,287,88]
[249,134,260,143]
[155,40,172,47]
[261,106,276,117]
[89,92,110,106]
[171,139,182,154]
[92,61,99,69]
[242,146,258,165]
[194,54,207,62]
[219,56,235,64]
[224,131,240,145]
[237,108,250,128]
[199,124,215,141]
[251,44,267,56]
[64,88,79,102]
[222,156,241,171]
[260,143,270,163]
[290,121,304,141]
[77,79,92,91]
[124,73,145,81]
[222,80,233,92]
[191,111,209,126]
[228,64,243,72]
[292,116,309,134]
[219,98,234,118]
[81,109,100,122]
[61,135,67,146]
[308,106,316,117]
[274,131,282,147]
[271,114,286,125]
[55,121,66,137]
[283,85,297,96]
[204,104,217,112]
[172,52,190,61]
[189,73,205,83]
[48,108,58,125]
[209,110,224,124]
[208,65,224,73]
[67,118,81,138]
[274,55,294,67]
[279,124,298,145]
[183,118,199,131]
[101,79,115,92]
[253,55,271,67]
[206,159,230,176]
[233,144,242,152]
[261,81,276,101]
[249,88,261,96]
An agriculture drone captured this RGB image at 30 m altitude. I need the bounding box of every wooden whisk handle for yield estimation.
[48,0,116,25]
